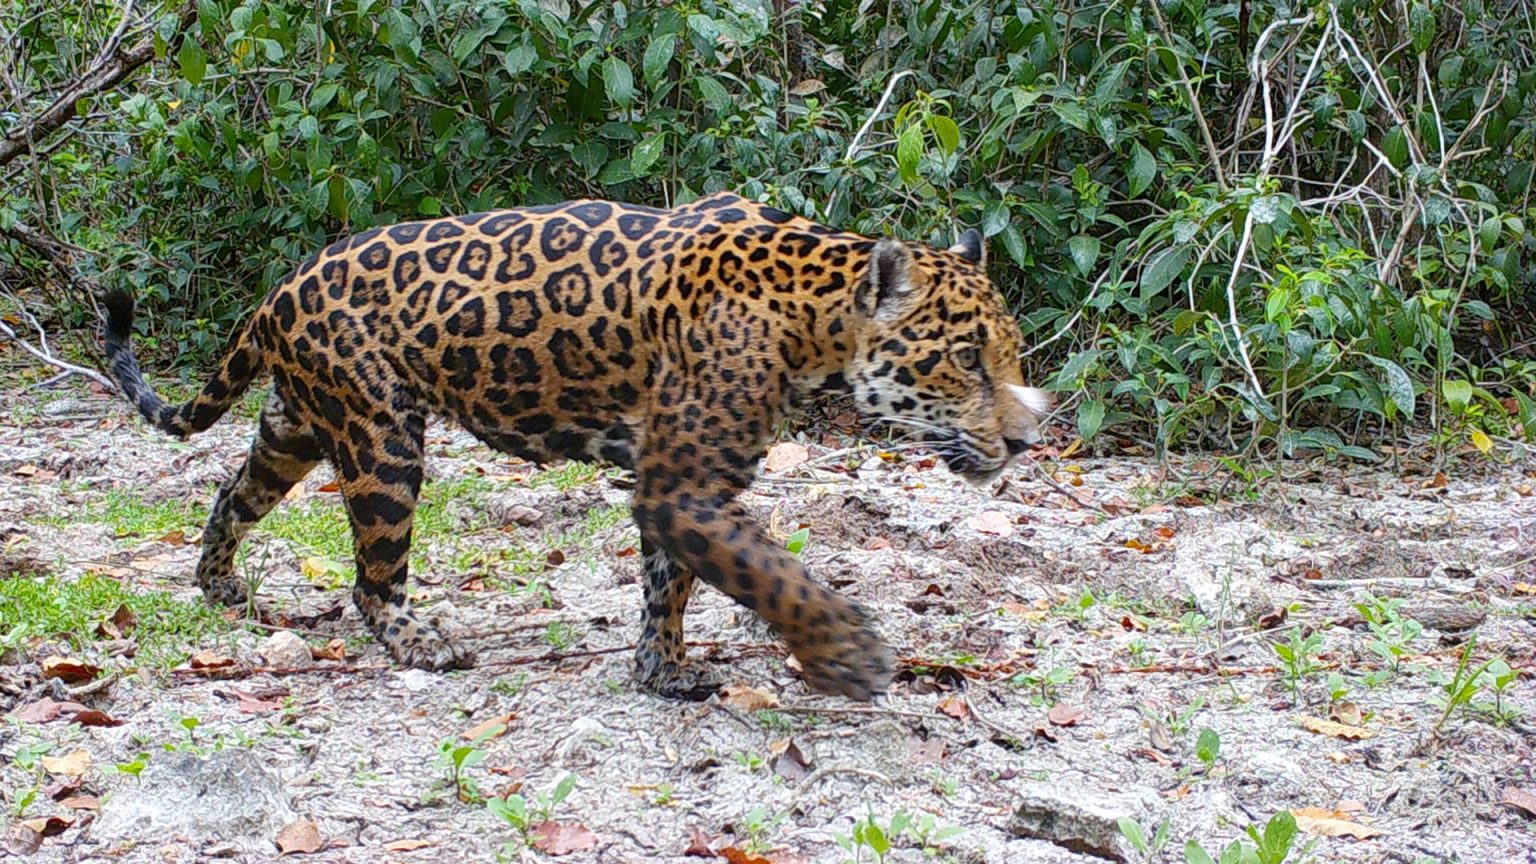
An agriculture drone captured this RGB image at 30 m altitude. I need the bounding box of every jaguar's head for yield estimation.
[849,229,1051,484]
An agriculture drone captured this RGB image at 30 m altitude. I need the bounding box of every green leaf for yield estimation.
[896,124,924,184]
[1117,818,1149,855]
[1184,840,1217,864]
[1382,125,1409,170]
[504,42,538,75]
[1409,2,1435,53]
[1368,356,1415,420]
[1051,102,1092,132]
[310,83,339,112]
[326,174,348,222]
[981,200,1010,238]
[1441,379,1473,411]
[929,115,960,155]
[1127,143,1155,197]
[1077,399,1106,441]
[696,77,730,111]
[178,38,207,86]
[642,34,675,87]
[1478,217,1501,252]
[571,141,609,176]
[602,56,635,107]
[1068,235,1100,275]
[1421,196,1451,226]
[1000,225,1028,267]
[418,195,442,216]
[1140,245,1189,297]
[1250,195,1283,225]
[785,527,810,555]
[631,134,666,175]
[1261,812,1298,863]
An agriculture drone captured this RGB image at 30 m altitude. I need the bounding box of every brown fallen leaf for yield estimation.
[41,656,100,684]
[13,464,37,477]
[59,795,100,811]
[1047,704,1088,727]
[1298,716,1373,740]
[188,650,235,671]
[4,824,41,856]
[864,536,892,550]
[720,847,773,864]
[1500,785,1536,819]
[276,818,323,856]
[95,603,138,639]
[69,709,123,728]
[1290,808,1387,839]
[936,695,969,719]
[768,738,812,782]
[763,442,809,473]
[41,750,91,778]
[530,821,598,856]
[310,638,347,661]
[156,529,187,545]
[461,712,515,742]
[21,816,71,837]
[682,825,717,857]
[1329,700,1362,726]
[544,549,566,569]
[906,734,946,765]
[964,510,1014,537]
[8,698,64,724]
[382,838,432,852]
[720,684,778,712]
[614,545,639,558]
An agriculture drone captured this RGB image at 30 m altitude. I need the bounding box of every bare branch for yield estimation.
[0,2,196,170]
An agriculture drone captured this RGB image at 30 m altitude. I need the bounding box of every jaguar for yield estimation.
[103,192,1049,700]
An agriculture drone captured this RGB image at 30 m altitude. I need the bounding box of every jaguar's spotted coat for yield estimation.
[103,192,1049,700]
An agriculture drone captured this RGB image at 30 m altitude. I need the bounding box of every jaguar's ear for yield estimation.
[857,239,917,321]
[949,228,985,266]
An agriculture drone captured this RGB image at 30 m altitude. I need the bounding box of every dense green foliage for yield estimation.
[2,0,1532,456]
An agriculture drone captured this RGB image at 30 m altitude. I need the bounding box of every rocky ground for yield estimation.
[1,378,1534,864]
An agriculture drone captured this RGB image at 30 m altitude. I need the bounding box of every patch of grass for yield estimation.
[256,499,352,561]
[0,572,235,667]
[42,488,210,538]
[528,462,610,490]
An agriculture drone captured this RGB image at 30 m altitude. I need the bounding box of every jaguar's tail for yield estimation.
[102,291,265,438]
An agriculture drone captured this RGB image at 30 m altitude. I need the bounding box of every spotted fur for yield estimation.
[102,193,1048,700]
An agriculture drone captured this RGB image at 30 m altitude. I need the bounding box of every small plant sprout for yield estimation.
[1432,637,1505,733]
[487,772,578,857]
[1195,728,1221,774]
[1182,810,1300,864]
[785,526,811,556]
[740,805,787,855]
[1117,817,1172,862]
[438,722,504,803]
[1271,627,1323,703]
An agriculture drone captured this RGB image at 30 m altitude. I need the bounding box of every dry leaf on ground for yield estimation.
[41,656,100,683]
[719,684,778,711]
[936,695,969,719]
[763,442,809,473]
[461,712,514,742]
[383,838,432,851]
[1291,808,1387,839]
[1500,786,1536,819]
[530,822,598,856]
[1298,716,1373,740]
[1047,704,1088,727]
[964,510,1014,536]
[40,750,91,778]
[276,819,323,855]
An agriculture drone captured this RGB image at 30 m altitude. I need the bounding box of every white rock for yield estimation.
[257,630,311,667]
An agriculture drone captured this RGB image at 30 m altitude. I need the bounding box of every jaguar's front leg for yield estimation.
[631,484,893,701]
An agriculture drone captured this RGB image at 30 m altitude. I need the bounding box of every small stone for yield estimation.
[257,631,311,668]
[1007,780,1161,862]
[93,751,297,855]
[396,668,436,693]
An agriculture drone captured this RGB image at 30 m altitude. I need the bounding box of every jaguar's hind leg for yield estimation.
[196,390,322,606]
[330,411,473,671]
[634,537,716,698]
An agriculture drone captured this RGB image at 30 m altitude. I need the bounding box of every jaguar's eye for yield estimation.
[953,346,979,369]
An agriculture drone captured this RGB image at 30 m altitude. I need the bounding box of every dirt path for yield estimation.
[1,382,1533,863]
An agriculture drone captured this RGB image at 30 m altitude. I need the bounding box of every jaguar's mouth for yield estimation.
[934,437,1007,486]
